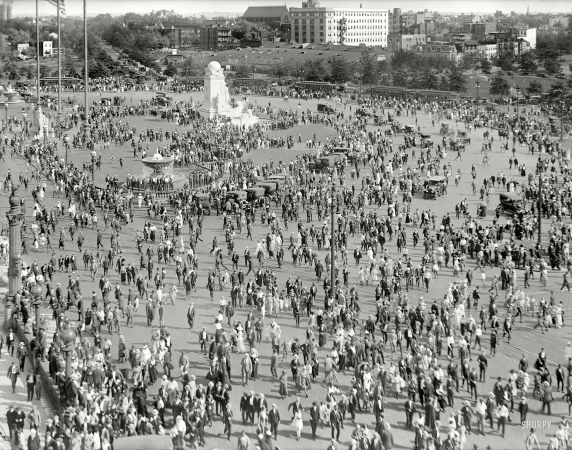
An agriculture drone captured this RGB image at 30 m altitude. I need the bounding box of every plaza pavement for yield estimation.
[0,92,571,450]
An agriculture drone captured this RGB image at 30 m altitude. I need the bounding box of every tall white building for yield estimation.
[290,0,389,47]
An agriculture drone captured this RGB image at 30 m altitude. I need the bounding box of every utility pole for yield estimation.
[36,0,40,107]
[330,199,335,309]
[561,101,564,141]
[57,0,61,126]
[475,81,480,112]
[537,158,544,246]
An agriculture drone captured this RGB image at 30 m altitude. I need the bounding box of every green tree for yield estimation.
[438,76,449,91]
[234,64,251,79]
[546,80,569,101]
[495,48,515,71]
[391,49,417,70]
[544,58,562,75]
[518,52,538,72]
[304,59,325,81]
[409,70,422,89]
[163,63,177,77]
[377,60,390,75]
[5,28,31,46]
[480,58,492,73]
[447,64,467,93]
[526,80,543,95]
[271,64,289,81]
[489,73,511,97]
[181,57,196,77]
[392,69,408,87]
[39,65,50,78]
[460,53,477,71]
[231,19,255,40]
[63,55,76,76]
[419,68,440,90]
[329,56,350,84]
[358,52,379,88]
[337,18,347,45]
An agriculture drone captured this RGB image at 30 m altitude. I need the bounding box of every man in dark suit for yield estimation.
[404,398,416,429]
[380,422,394,449]
[268,404,281,440]
[247,391,256,424]
[239,392,249,423]
[309,401,320,438]
[330,404,341,441]
[287,397,303,421]
[372,394,384,425]
[255,393,268,422]
[222,403,232,440]
[425,399,437,432]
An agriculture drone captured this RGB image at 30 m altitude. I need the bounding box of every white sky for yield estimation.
[12,0,572,17]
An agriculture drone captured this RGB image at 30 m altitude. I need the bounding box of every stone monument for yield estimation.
[199,61,259,128]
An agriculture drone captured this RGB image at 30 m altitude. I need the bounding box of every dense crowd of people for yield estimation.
[3,83,572,450]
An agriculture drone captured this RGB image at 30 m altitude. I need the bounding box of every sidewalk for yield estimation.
[0,308,54,448]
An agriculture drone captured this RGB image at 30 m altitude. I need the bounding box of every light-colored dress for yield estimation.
[293,411,303,431]
[236,331,247,353]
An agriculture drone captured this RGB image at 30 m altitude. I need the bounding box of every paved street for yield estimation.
[1,90,571,450]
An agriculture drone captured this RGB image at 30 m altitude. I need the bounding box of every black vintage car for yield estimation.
[497,192,524,216]
[422,176,446,199]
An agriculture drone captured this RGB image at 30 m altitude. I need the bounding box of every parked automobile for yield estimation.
[422,176,446,199]
[498,192,524,216]
[195,193,212,215]
[257,183,278,196]
[266,174,288,186]
[226,190,247,204]
[317,103,335,114]
[309,155,340,172]
[330,147,350,156]
[355,108,371,118]
[244,187,266,203]
[439,121,455,136]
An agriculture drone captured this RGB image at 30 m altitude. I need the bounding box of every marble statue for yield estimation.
[199,61,259,127]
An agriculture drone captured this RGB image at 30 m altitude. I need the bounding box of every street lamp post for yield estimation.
[561,101,564,141]
[330,190,336,310]
[61,327,77,379]
[4,103,8,130]
[516,86,521,122]
[30,284,42,359]
[4,192,23,329]
[475,81,480,111]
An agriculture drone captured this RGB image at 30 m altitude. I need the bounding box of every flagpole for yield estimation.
[84,0,92,181]
[36,0,40,110]
[57,0,62,130]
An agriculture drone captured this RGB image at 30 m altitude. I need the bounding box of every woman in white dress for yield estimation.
[292,410,303,440]
[556,305,563,328]
[236,324,247,353]
[363,369,372,393]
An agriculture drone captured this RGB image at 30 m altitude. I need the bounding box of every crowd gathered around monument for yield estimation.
[2,68,572,450]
